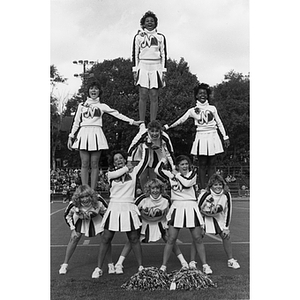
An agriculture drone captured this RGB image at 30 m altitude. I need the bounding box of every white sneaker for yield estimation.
[203,264,213,275]
[59,263,68,275]
[228,258,240,269]
[108,263,115,274]
[138,265,144,272]
[91,267,103,278]
[189,261,197,270]
[115,264,123,274]
[160,265,167,272]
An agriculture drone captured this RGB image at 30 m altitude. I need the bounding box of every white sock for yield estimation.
[177,254,187,264]
[116,255,125,266]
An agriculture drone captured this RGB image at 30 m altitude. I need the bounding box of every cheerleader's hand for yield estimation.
[221,229,230,239]
[127,161,134,173]
[71,230,81,239]
[132,120,143,126]
[224,139,230,148]
[133,71,138,85]
[67,137,74,151]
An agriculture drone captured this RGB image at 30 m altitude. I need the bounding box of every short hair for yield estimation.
[140,11,158,29]
[87,81,103,98]
[175,155,192,167]
[147,120,162,131]
[71,184,98,209]
[143,178,166,197]
[193,83,211,101]
[108,150,128,167]
[206,174,229,192]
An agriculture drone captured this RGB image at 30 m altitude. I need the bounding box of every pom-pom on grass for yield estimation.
[168,268,217,290]
[121,267,217,291]
[121,267,171,291]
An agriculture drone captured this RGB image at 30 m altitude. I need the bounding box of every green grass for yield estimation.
[51,274,249,300]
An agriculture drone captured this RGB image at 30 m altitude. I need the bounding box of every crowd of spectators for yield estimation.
[50,168,110,199]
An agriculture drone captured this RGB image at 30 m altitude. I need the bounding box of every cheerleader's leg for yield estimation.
[162,225,180,267]
[90,150,101,190]
[207,155,217,180]
[127,229,143,267]
[139,86,148,122]
[79,150,90,186]
[149,88,158,121]
[63,230,82,264]
[190,226,207,265]
[97,229,115,269]
[198,155,208,189]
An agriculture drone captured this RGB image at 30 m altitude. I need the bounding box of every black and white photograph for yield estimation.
[50,0,249,299]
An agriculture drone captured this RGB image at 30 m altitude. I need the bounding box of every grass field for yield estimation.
[51,200,249,300]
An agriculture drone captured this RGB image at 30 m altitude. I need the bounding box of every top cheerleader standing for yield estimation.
[132,10,167,123]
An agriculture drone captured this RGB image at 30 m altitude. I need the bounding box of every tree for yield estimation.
[50,65,67,170]
[212,70,250,165]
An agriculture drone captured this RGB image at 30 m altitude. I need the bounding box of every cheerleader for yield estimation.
[58,185,115,275]
[155,155,212,275]
[91,146,150,278]
[114,178,188,274]
[189,174,240,270]
[164,83,230,189]
[132,11,167,122]
[67,80,142,191]
[128,120,175,191]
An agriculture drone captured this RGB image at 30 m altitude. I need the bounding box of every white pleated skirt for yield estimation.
[136,61,165,89]
[140,220,168,242]
[191,130,224,156]
[72,126,109,151]
[166,200,203,228]
[98,202,142,233]
[73,214,103,237]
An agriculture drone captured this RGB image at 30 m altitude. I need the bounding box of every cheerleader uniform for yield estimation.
[64,195,108,237]
[155,160,204,228]
[127,127,175,170]
[198,189,232,234]
[132,28,167,89]
[165,100,229,156]
[135,193,171,242]
[68,97,135,151]
[99,146,150,232]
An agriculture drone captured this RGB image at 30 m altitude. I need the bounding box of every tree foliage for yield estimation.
[52,59,249,168]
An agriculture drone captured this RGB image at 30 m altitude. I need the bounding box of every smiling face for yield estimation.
[177,159,189,175]
[150,185,161,199]
[148,127,161,141]
[89,86,100,100]
[197,89,208,103]
[113,153,126,169]
[211,181,223,194]
[144,16,156,31]
[80,196,92,207]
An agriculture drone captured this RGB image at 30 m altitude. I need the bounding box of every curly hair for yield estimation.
[206,174,229,192]
[87,80,103,98]
[193,83,211,101]
[143,178,166,197]
[140,11,158,29]
[71,184,99,209]
[108,150,128,168]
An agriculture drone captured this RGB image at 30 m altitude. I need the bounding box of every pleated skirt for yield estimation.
[140,220,168,242]
[72,126,109,151]
[136,61,165,89]
[191,131,224,156]
[98,202,142,233]
[73,214,103,237]
[166,200,203,228]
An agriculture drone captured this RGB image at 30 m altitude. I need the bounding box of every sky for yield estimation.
[51,0,249,100]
